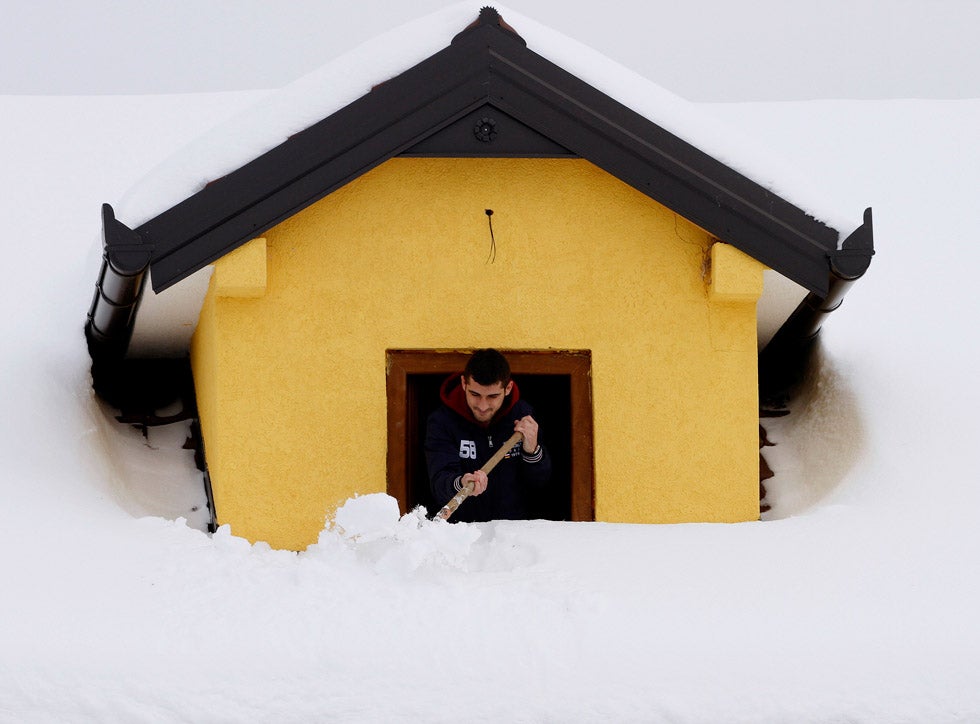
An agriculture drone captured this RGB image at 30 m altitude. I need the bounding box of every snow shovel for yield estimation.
[434,431,524,521]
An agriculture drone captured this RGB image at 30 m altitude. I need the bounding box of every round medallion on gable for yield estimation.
[473,117,498,143]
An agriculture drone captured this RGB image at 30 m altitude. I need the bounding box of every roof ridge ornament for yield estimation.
[479,6,500,22]
[453,6,526,45]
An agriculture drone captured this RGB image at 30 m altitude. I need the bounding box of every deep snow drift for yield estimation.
[2,88,980,722]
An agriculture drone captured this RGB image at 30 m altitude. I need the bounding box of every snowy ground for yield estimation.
[2,89,980,722]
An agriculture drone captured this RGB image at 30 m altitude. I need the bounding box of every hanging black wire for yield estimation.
[485,208,496,264]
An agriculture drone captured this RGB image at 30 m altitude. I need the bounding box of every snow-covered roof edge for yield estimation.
[116,1,862,235]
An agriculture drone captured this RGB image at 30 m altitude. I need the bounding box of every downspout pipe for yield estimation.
[85,204,152,364]
[759,207,874,404]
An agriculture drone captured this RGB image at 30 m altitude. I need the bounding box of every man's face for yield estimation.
[461,376,513,424]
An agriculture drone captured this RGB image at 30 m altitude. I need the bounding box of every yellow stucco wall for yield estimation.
[191,157,763,549]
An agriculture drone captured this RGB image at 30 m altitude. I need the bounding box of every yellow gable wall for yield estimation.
[191,157,763,550]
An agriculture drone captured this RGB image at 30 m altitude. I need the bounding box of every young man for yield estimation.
[425,349,552,522]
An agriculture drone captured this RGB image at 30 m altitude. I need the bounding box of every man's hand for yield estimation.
[514,415,539,453]
[461,470,489,496]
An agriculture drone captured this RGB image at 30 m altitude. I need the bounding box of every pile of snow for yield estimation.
[2,88,980,723]
[324,494,486,576]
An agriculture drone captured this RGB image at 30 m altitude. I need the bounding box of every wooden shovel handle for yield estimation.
[434,431,524,521]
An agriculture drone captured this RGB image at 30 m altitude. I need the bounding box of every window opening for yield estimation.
[386,350,593,521]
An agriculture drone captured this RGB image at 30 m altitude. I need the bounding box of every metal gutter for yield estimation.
[85,203,152,364]
[759,208,875,403]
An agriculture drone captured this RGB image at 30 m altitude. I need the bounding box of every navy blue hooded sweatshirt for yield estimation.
[425,374,552,522]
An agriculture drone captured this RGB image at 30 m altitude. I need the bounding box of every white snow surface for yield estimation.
[3,94,980,724]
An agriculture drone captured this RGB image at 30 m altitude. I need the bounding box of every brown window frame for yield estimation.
[386,349,595,521]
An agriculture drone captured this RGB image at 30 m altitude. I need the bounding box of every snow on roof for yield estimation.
[117,1,860,233]
[123,1,855,355]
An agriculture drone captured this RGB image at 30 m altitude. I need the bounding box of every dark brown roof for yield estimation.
[89,7,873,363]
